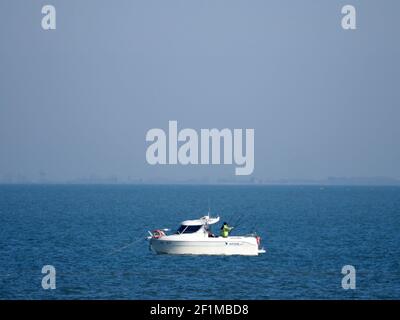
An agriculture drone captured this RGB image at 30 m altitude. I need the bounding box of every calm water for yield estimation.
[0,185,399,299]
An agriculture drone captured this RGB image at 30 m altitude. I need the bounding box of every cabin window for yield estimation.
[176,225,202,234]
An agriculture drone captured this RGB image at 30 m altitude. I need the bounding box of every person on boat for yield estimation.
[220,222,233,238]
[205,224,217,238]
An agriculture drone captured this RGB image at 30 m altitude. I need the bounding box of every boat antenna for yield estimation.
[208,197,210,217]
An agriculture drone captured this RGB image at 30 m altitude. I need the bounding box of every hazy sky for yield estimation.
[0,0,399,181]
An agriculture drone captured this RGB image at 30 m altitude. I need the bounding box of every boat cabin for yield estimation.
[175,216,220,236]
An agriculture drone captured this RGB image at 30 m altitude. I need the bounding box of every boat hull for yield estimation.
[149,237,261,256]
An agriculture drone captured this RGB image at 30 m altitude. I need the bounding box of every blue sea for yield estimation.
[0,185,399,299]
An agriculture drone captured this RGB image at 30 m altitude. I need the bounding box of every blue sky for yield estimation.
[0,0,399,182]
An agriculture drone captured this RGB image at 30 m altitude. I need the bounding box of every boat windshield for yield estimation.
[176,225,202,234]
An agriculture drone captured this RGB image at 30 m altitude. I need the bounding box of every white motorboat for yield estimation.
[147,215,265,256]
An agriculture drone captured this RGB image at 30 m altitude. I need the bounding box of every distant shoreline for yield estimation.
[1,182,400,187]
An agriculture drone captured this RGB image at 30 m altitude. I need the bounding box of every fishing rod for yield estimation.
[106,229,170,256]
[227,213,244,234]
[105,237,143,256]
[248,216,263,236]
[227,211,241,224]
[231,212,260,235]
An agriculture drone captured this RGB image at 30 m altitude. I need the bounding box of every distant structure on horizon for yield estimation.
[0,174,400,186]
